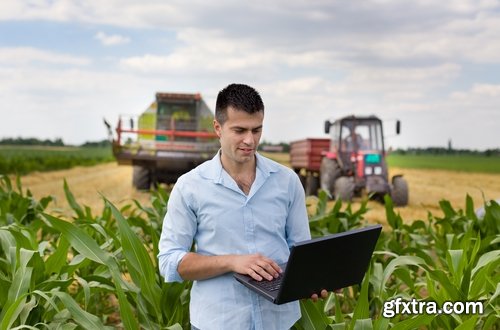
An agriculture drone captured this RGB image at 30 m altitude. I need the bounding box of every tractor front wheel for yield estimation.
[320,158,341,198]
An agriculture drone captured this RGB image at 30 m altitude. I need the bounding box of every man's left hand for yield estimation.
[310,289,328,302]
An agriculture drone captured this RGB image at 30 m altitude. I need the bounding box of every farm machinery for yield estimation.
[105,92,219,190]
[290,115,409,206]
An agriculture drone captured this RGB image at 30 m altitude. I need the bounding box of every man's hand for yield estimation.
[311,289,328,302]
[311,288,343,302]
[231,253,282,281]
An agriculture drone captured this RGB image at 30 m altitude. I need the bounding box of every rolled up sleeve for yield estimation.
[158,179,197,283]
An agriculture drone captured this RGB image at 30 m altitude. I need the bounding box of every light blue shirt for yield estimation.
[158,151,311,330]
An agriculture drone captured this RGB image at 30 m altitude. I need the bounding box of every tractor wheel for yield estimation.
[305,173,319,196]
[334,176,355,202]
[320,158,341,198]
[132,166,151,190]
[294,169,307,190]
[391,175,408,206]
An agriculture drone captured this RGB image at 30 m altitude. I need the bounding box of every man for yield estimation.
[158,83,324,329]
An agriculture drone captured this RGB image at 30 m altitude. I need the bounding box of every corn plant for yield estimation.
[0,176,190,329]
[1,175,498,329]
[295,192,499,330]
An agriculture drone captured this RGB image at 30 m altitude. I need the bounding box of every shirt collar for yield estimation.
[199,149,280,183]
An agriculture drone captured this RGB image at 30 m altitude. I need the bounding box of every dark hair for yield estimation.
[215,83,264,124]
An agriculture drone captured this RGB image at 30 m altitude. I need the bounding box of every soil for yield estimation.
[18,163,500,225]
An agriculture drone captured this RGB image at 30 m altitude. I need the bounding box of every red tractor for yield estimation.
[290,115,408,206]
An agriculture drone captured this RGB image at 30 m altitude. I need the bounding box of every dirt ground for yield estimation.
[18,162,500,225]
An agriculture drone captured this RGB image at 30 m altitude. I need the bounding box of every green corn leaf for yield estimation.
[316,190,329,215]
[460,265,472,300]
[0,293,29,330]
[351,270,371,328]
[482,313,499,330]
[106,199,158,285]
[44,236,70,275]
[162,281,190,325]
[455,315,479,330]
[36,278,74,292]
[0,230,16,264]
[439,199,457,219]
[62,179,84,219]
[75,275,91,309]
[106,199,162,319]
[389,314,434,330]
[323,291,335,313]
[425,268,461,301]
[52,291,109,329]
[379,256,425,297]
[446,249,464,282]
[472,250,500,276]
[43,213,139,328]
[330,323,347,330]
[487,282,500,304]
[4,264,33,318]
[108,263,140,330]
[464,194,477,221]
[43,213,111,265]
[18,294,38,325]
[334,290,345,324]
[372,316,390,330]
[369,261,383,297]
[299,300,329,330]
[353,319,373,330]
[166,324,184,330]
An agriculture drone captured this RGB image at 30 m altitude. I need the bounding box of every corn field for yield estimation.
[0,175,498,329]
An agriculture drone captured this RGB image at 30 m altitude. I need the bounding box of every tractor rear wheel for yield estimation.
[391,175,408,206]
[305,173,319,196]
[334,176,355,202]
[320,158,341,198]
[132,166,151,190]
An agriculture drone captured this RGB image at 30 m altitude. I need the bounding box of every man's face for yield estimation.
[214,106,264,165]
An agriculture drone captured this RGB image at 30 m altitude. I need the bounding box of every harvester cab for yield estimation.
[322,115,408,206]
[107,92,220,190]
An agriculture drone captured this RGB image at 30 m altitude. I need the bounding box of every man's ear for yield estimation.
[213,119,222,138]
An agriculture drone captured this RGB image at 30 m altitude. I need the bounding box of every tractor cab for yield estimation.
[325,116,386,179]
[322,115,406,203]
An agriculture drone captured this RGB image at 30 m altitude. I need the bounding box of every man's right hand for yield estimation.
[230,253,282,281]
[178,252,281,282]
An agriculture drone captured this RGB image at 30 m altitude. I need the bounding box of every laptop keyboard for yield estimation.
[251,273,283,291]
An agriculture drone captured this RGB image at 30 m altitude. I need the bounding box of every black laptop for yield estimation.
[233,224,382,305]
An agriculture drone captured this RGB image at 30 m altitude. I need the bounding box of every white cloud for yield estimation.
[0,1,499,149]
[0,47,90,66]
[94,31,130,46]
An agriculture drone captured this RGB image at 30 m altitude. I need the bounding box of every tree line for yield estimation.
[1,138,498,156]
[392,147,500,157]
[0,137,111,148]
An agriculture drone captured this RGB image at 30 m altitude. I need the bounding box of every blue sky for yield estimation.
[1,0,499,150]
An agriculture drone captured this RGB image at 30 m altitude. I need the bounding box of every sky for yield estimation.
[1,0,499,150]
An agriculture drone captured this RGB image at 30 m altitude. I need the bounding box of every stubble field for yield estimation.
[18,160,500,226]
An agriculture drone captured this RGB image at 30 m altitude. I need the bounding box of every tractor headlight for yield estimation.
[365,167,373,175]
[374,166,382,175]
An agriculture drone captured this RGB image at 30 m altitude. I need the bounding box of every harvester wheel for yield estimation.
[391,175,409,206]
[320,158,341,198]
[133,166,151,190]
[334,176,354,202]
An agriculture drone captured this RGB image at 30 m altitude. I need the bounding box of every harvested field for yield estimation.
[19,162,500,225]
